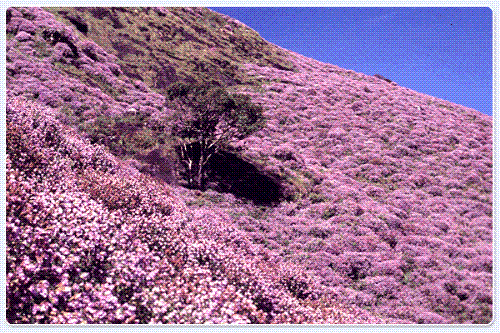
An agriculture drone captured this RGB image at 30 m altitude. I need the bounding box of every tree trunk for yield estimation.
[194,164,203,189]
[180,140,215,190]
[180,143,194,188]
[194,141,205,189]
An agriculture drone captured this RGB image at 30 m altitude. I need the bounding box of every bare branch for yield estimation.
[166,82,265,189]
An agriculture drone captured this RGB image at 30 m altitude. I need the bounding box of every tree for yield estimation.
[166,82,265,189]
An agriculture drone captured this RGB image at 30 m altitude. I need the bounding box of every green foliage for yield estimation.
[321,207,338,220]
[284,173,311,202]
[186,197,208,207]
[166,81,265,189]
[126,127,157,151]
[167,81,265,141]
[33,38,52,58]
[309,192,326,203]
[79,116,115,146]
[78,112,165,157]
[53,62,123,99]
[46,7,296,90]
[87,72,124,99]
[248,206,269,220]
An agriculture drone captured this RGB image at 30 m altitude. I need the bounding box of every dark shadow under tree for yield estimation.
[166,81,266,190]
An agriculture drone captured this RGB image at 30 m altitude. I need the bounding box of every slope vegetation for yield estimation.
[45,7,295,89]
[215,56,493,323]
[6,7,492,324]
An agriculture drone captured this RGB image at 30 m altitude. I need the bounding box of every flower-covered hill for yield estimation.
[213,52,492,324]
[5,8,388,323]
[6,6,493,325]
[7,95,387,324]
[43,7,296,90]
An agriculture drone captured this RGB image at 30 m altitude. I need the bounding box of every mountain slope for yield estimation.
[6,7,492,324]
[45,7,295,89]
[219,56,493,324]
[8,94,382,324]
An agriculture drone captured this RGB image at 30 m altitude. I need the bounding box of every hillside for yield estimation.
[6,7,493,324]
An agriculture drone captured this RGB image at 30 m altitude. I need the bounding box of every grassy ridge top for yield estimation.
[45,7,295,92]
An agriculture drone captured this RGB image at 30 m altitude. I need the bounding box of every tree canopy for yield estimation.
[166,81,266,189]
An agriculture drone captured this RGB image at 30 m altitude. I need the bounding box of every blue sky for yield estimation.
[210,7,493,116]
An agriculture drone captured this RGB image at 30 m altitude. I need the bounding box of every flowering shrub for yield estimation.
[226,51,492,324]
[7,96,384,324]
[6,7,492,325]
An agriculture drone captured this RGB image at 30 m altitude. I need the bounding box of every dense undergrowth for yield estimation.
[6,6,493,324]
[7,94,385,324]
[44,7,296,90]
[215,59,493,324]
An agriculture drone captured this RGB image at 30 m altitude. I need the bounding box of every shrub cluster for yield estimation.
[6,6,169,159]
[7,96,387,324]
[204,57,492,324]
[6,6,492,324]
